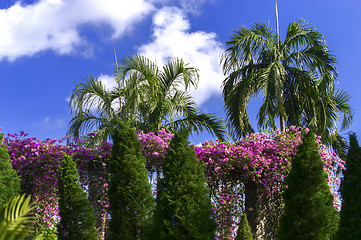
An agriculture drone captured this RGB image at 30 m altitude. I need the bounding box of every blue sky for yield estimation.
[1,0,360,145]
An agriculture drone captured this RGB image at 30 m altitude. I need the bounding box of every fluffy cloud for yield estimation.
[98,74,117,90]
[0,0,154,61]
[151,0,212,13]
[36,116,66,130]
[138,7,225,106]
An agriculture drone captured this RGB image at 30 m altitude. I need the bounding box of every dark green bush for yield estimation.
[150,128,216,239]
[278,131,337,240]
[235,213,253,240]
[0,133,20,208]
[58,154,98,240]
[108,121,154,240]
[336,133,361,239]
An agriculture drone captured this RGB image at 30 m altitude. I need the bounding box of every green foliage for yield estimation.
[335,133,361,239]
[221,19,353,150]
[57,154,98,240]
[235,214,253,240]
[0,133,21,208]
[108,120,154,240]
[278,131,338,240]
[0,194,34,240]
[150,128,216,239]
[68,55,227,143]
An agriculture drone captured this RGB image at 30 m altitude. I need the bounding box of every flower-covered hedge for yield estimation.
[3,127,344,239]
[4,132,111,238]
[195,126,344,239]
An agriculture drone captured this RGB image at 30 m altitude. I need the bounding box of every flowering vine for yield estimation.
[3,127,344,240]
[195,126,344,239]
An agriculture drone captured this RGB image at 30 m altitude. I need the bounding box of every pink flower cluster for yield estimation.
[213,187,242,240]
[195,126,344,239]
[4,129,171,238]
[5,132,111,238]
[137,129,174,173]
[3,127,344,240]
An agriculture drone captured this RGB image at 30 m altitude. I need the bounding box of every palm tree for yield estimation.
[221,19,353,147]
[68,55,227,142]
[68,55,228,235]
[221,15,353,238]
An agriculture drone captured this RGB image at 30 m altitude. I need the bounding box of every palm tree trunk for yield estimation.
[245,180,262,239]
[88,160,109,239]
[275,0,280,42]
[280,115,286,132]
[279,90,286,132]
[275,0,286,132]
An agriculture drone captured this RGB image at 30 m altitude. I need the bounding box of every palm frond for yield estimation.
[68,110,113,141]
[333,89,354,131]
[221,18,352,146]
[168,113,228,142]
[0,194,34,240]
[161,58,199,93]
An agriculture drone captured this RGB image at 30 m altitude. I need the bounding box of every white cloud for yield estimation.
[36,116,66,130]
[98,74,120,111]
[150,0,212,13]
[98,74,117,90]
[177,0,212,13]
[137,7,225,106]
[0,0,155,61]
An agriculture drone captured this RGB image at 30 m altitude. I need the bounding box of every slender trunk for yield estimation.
[275,0,280,43]
[279,91,286,132]
[245,180,264,239]
[280,115,286,132]
[275,0,286,132]
[88,160,109,239]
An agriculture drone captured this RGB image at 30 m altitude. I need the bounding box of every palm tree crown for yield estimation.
[221,19,353,147]
[68,55,227,142]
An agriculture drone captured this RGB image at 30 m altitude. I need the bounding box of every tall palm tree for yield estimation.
[68,55,227,142]
[222,16,353,238]
[221,19,353,147]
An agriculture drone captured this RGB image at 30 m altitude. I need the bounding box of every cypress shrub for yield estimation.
[278,131,338,240]
[335,133,361,239]
[58,154,98,240]
[150,128,216,239]
[235,213,253,240]
[107,120,154,240]
[0,133,20,208]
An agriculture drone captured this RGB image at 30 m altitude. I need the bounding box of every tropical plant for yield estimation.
[235,213,253,240]
[68,55,227,142]
[108,120,154,240]
[335,133,361,239]
[150,128,216,239]
[221,18,353,149]
[0,194,34,240]
[278,130,338,239]
[57,154,98,240]
[0,132,20,208]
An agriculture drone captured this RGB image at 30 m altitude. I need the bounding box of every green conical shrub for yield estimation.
[335,133,361,239]
[150,128,216,239]
[108,120,154,240]
[58,154,98,240]
[278,131,338,240]
[0,133,20,208]
[235,213,253,240]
